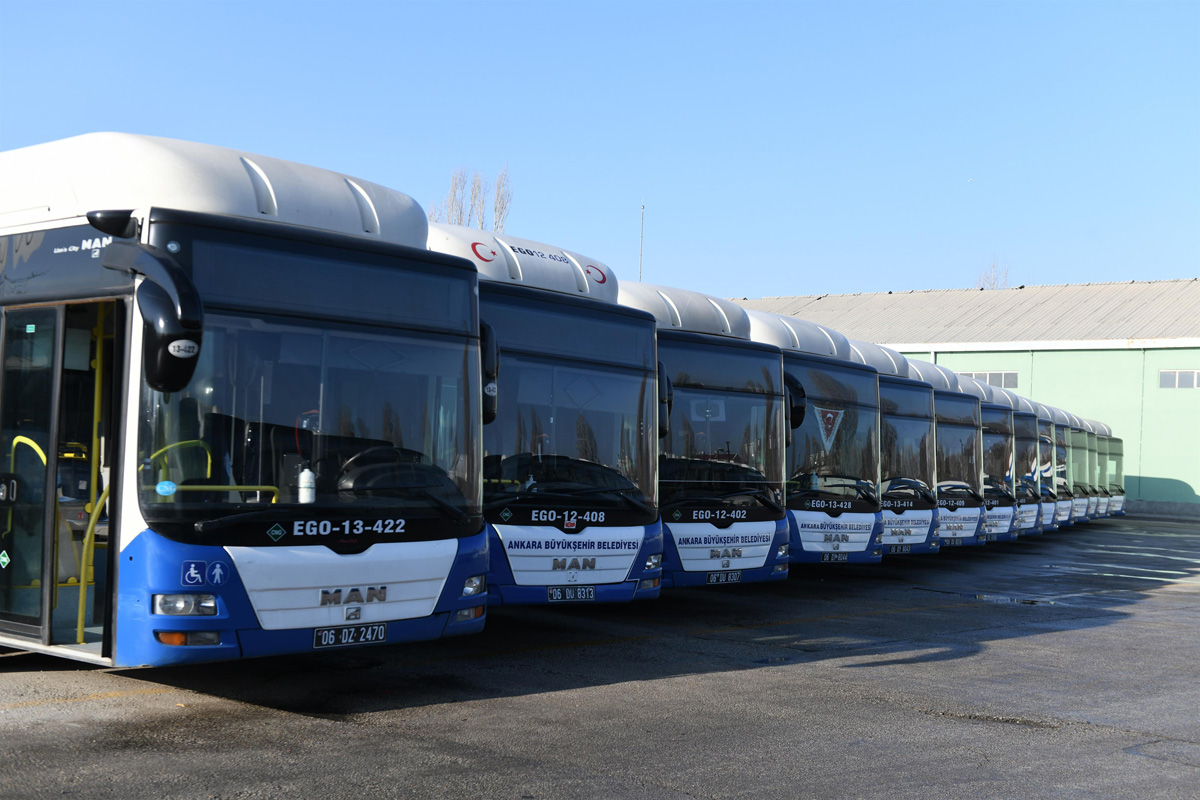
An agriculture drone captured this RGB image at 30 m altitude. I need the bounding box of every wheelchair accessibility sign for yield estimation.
[181,560,230,586]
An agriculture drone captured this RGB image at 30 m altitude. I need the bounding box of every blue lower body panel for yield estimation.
[113,528,487,668]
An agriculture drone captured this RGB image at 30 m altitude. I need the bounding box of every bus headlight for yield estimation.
[777,544,789,559]
[152,594,217,616]
[645,553,662,570]
[462,575,486,597]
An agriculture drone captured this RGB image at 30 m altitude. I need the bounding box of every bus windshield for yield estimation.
[878,381,935,506]
[934,393,982,503]
[1070,429,1091,493]
[139,311,480,543]
[1037,419,1056,500]
[481,352,656,522]
[1014,414,1040,501]
[479,289,657,524]
[1109,439,1124,492]
[981,407,1015,502]
[659,338,784,519]
[785,358,880,513]
[1055,424,1071,498]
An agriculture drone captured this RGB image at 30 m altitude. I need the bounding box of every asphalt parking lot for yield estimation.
[3,514,1199,799]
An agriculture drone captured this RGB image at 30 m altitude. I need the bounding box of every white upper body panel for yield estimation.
[848,338,910,378]
[906,358,961,392]
[619,282,752,340]
[428,223,618,301]
[744,309,841,356]
[0,132,427,246]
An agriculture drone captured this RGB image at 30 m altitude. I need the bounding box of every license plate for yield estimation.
[941,538,963,546]
[887,545,912,554]
[706,570,742,584]
[979,534,995,542]
[547,585,595,602]
[312,623,387,649]
[820,553,849,563]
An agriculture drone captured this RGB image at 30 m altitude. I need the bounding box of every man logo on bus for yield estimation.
[470,242,496,262]
[552,558,596,571]
[320,586,387,605]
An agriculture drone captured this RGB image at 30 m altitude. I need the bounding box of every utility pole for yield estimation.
[639,202,645,281]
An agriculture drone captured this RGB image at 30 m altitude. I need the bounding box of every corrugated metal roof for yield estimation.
[731,279,1200,345]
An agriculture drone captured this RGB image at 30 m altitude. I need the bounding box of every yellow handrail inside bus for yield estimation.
[169,485,279,503]
[4,436,48,541]
[11,436,47,468]
[76,483,111,644]
[141,440,213,481]
[88,305,107,513]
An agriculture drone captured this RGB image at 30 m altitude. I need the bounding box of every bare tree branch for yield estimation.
[468,171,488,229]
[430,165,511,231]
[445,168,466,226]
[493,164,512,234]
[976,258,1009,289]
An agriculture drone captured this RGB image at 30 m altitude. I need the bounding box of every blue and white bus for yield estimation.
[907,360,985,547]
[618,286,790,587]
[1034,402,1060,532]
[746,312,882,566]
[1083,419,1109,518]
[1105,431,1126,515]
[1007,391,1042,535]
[427,225,663,605]
[0,134,489,666]
[1045,405,1077,526]
[956,377,1018,543]
[1067,413,1094,522]
[847,340,937,556]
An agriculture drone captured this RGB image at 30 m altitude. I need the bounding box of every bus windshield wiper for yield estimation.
[411,488,471,524]
[195,509,288,533]
[882,477,936,505]
[985,485,1017,503]
[661,488,781,514]
[486,484,650,513]
[552,485,651,513]
[195,488,470,533]
[802,474,879,504]
[721,488,783,513]
[940,484,985,504]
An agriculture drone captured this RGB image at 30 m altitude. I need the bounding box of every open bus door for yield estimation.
[0,301,121,660]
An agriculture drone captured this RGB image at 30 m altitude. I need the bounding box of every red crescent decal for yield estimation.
[585,265,607,284]
[471,242,496,262]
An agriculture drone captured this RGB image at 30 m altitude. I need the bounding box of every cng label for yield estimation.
[266,524,287,542]
[0,550,9,569]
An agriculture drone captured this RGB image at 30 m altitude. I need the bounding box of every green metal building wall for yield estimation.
[901,346,1200,513]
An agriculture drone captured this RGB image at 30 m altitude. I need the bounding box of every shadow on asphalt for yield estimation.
[7,516,1195,719]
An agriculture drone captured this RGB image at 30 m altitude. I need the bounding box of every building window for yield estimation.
[1160,370,1200,389]
[958,371,1018,389]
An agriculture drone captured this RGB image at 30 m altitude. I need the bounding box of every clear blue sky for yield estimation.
[2,0,1196,300]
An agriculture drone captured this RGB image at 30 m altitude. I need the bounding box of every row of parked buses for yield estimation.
[0,135,1125,667]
